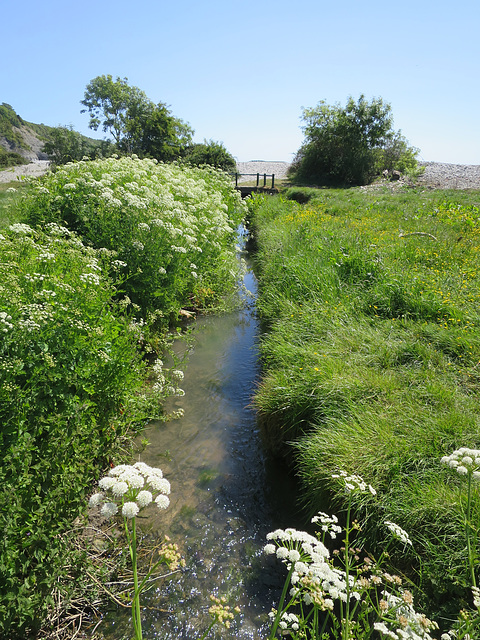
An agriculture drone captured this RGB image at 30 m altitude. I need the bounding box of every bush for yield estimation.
[183,139,236,172]
[0,222,159,638]
[18,156,246,319]
[42,125,115,166]
[289,95,419,186]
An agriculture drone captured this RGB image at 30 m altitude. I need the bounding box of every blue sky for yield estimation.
[3,0,479,164]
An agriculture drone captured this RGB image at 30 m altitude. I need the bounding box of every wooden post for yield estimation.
[263,173,267,187]
[271,174,275,188]
[256,173,259,187]
[235,173,238,188]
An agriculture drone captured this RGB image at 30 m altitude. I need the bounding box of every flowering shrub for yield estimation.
[89,462,176,640]
[265,472,439,640]
[19,156,247,318]
[266,465,480,639]
[0,223,165,637]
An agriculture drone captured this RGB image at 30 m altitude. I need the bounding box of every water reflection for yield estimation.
[103,246,299,639]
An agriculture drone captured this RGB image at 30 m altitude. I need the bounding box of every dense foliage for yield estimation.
[0,102,26,148]
[42,125,115,166]
[81,75,194,160]
[19,155,246,318]
[0,223,159,637]
[289,95,419,186]
[1,158,245,637]
[249,186,480,627]
[183,139,236,172]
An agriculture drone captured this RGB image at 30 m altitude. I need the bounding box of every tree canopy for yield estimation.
[183,139,236,172]
[80,75,193,161]
[289,95,419,186]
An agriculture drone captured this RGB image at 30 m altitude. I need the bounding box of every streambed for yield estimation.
[102,231,299,639]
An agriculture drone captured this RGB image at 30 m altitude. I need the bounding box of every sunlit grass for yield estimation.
[250,185,480,621]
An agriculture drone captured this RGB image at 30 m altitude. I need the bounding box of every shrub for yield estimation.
[0,222,161,638]
[18,156,246,319]
[289,95,419,186]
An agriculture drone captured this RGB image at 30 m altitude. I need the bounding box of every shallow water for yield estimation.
[102,237,299,639]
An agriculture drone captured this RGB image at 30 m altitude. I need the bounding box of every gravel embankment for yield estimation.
[0,160,50,184]
[416,162,480,190]
[1,160,479,191]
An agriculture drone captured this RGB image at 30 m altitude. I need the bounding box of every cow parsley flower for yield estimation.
[385,521,412,546]
[441,448,480,477]
[89,462,170,519]
[332,470,376,495]
[122,501,140,519]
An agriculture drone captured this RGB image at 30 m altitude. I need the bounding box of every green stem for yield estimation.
[198,619,216,640]
[466,473,477,589]
[124,516,142,640]
[268,563,295,639]
[342,497,352,640]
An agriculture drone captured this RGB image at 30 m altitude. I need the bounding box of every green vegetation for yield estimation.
[81,74,194,160]
[249,185,480,629]
[18,155,246,318]
[42,125,115,166]
[0,102,26,148]
[0,157,245,638]
[288,95,419,186]
[183,139,236,172]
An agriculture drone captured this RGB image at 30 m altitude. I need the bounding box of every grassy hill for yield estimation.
[0,103,107,169]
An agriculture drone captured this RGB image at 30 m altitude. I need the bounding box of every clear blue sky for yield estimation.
[3,0,479,164]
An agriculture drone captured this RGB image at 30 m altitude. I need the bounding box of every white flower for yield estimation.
[264,543,276,555]
[148,476,171,494]
[88,492,105,508]
[136,490,153,508]
[122,501,140,519]
[155,494,170,510]
[385,521,413,546]
[99,476,117,490]
[288,549,301,563]
[101,502,119,518]
[111,481,129,497]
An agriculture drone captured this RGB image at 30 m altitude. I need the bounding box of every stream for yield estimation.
[103,229,300,639]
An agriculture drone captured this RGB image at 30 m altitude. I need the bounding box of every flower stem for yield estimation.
[466,473,477,589]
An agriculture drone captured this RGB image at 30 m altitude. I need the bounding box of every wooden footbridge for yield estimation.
[234,172,278,197]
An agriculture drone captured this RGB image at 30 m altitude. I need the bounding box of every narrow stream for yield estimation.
[103,229,299,639]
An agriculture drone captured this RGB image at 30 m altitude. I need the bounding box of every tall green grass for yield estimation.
[249,186,480,625]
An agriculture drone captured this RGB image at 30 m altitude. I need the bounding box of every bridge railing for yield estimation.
[234,172,275,189]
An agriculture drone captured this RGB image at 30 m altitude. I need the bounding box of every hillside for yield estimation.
[0,103,51,162]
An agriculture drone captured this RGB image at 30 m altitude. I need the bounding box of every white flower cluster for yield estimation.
[9,223,34,234]
[332,470,377,495]
[270,611,299,632]
[374,589,437,639]
[89,462,171,519]
[0,312,13,333]
[384,521,413,547]
[441,447,480,479]
[79,272,101,286]
[311,511,342,539]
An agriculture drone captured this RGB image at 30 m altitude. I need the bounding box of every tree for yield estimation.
[183,139,236,172]
[43,125,115,166]
[122,100,193,160]
[289,95,419,186]
[80,75,194,160]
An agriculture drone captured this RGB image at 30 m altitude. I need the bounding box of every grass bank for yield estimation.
[0,158,246,638]
[248,185,480,627]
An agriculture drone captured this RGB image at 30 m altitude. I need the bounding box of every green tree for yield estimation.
[80,75,193,160]
[43,125,115,166]
[183,139,236,171]
[289,95,419,186]
[123,100,193,160]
